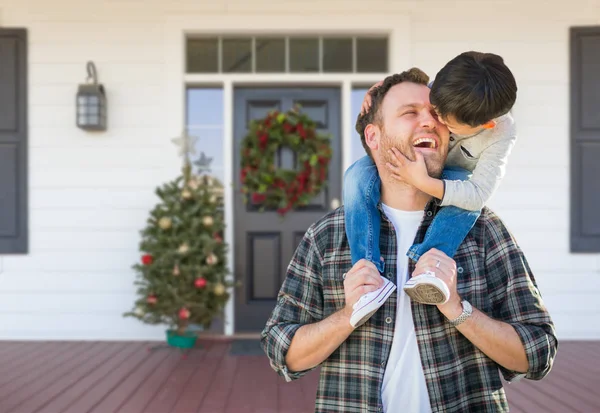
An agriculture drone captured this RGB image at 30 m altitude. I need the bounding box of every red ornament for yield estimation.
[141,254,153,265]
[213,232,223,243]
[147,295,157,305]
[195,278,207,288]
[179,308,190,319]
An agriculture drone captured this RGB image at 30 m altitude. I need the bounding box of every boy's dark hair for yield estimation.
[356,67,429,159]
[430,51,517,127]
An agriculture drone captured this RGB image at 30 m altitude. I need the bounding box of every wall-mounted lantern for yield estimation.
[76,61,107,131]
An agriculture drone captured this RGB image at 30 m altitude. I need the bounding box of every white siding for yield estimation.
[0,0,599,340]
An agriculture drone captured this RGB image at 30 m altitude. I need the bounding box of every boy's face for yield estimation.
[435,113,487,137]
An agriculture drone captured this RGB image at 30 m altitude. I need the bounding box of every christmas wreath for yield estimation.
[240,107,333,216]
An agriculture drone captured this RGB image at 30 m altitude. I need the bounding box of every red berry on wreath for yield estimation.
[297,123,306,139]
[252,193,266,203]
[141,254,153,265]
[195,278,207,288]
[147,295,157,304]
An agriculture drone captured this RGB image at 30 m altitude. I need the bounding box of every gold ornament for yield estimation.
[188,177,200,190]
[178,243,189,254]
[134,306,145,316]
[206,253,218,266]
[213,283,226,296]
[181,189,192,200]
[202,216,214,227]
[158,217,172,230]
[173,264,180,276]
[209,195,217,204]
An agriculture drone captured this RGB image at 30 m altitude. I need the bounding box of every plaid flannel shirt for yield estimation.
[261,202,558,413]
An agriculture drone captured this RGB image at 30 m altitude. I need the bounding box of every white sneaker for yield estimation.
[403,271,450,305]
[350,276,396,328]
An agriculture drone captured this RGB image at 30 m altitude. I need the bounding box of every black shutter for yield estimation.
[570,26,600,252]
[0,29,28,253]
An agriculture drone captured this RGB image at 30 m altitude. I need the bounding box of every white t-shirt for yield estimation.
[381,203,432,413]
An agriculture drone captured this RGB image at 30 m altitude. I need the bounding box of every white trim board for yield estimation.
[164,13,412,335]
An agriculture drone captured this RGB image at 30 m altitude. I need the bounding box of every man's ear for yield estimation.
[364,124,380,151]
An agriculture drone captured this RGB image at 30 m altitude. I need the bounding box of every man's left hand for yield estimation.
[386,147,429,189]
[412,248,463,319]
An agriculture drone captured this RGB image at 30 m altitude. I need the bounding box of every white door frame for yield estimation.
[164,13,412,335]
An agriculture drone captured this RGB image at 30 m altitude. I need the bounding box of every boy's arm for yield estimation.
[440,134,516,211]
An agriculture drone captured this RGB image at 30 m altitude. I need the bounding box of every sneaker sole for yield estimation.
[350,282,396,328]
[403,283,448,305]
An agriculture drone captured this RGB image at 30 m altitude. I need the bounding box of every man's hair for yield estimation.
[356,68,430,158]
[430,51,517,127]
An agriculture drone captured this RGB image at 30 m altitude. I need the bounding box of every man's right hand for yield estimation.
[342,259,384,320]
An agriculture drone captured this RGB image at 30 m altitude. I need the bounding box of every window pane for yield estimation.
[256,37,285,73]
[289,37,319,72]
[323,38,352,72]
[350,88,370,165]
[222,38,252,73]
[356,37,388,73]
[188,127,225,184]
[186,38,218,73]
[187,88,224,126]
[186,88,225,184]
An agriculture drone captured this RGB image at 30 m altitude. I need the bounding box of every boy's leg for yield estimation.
[407,166,481,261]
[343,156,394,328]
[403,167,482,305]
[343,155,384,273]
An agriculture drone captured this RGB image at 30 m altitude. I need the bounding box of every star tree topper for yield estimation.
[171,129,199,160]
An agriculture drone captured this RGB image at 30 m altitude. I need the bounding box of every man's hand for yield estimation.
[285,259,383,372]
[360,80,383,114]
[342,259,384,322]
[412,248,463,318]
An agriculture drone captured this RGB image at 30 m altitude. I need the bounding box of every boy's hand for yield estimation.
[360,80,383,115]
[385,147,429,188]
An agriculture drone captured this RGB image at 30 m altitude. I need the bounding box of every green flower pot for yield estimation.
[166,329,198,349]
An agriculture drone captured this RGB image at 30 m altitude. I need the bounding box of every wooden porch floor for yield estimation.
[0,339,597,413]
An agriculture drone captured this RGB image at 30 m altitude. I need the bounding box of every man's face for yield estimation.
[375,82,449,180]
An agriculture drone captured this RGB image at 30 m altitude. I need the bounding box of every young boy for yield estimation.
[345,51,518,328]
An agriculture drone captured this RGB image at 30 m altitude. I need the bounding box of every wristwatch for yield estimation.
[447,300,473,327]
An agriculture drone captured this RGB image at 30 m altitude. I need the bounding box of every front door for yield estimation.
[233,87,342,332]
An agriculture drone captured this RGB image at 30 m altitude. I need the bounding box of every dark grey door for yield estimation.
[0,29,28,253]
[570,27,600,252]
[234,87,341,332]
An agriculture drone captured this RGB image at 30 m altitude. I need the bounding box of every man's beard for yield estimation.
[380,129,445,180]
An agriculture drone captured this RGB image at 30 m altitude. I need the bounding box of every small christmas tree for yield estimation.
[124,130,234,338]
